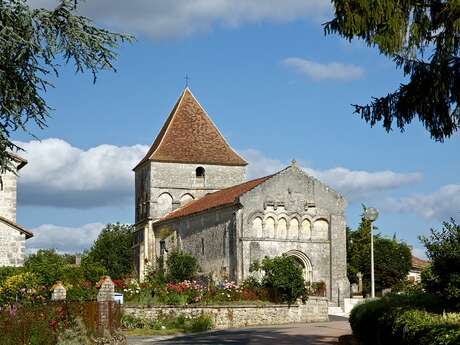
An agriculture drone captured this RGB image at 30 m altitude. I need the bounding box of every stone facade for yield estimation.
[143,165,350,305]
[0,168,18,222]
[0,156,32,267]
[0,221,27,266]
[124,297,328,329]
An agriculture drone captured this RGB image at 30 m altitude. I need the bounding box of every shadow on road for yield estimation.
[153,325,344,345]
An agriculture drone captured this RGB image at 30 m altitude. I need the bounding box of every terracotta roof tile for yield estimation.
[411,255,430,269]
[159,175,272,222]
[134,88,247,170]
[0,216,33,239]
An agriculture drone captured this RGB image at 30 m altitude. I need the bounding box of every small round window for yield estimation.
[196,166,205,178]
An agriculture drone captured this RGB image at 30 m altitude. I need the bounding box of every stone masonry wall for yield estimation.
[123,297,328,329]
[0,169,17,222]
[0,221,26,266]
[148,161,246,219]
[154,206,237,281]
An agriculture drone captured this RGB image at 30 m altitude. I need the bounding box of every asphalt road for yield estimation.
[127,318,351,345]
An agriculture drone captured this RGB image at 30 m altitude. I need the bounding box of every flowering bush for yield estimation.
[0,272,46,306]
[156,280,206,305]
[123,279,141,300]
[112,279,127,292]
[204,280,243,303]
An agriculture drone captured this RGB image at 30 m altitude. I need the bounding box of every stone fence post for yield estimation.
[51,281,66,301]
[97,276,115,336]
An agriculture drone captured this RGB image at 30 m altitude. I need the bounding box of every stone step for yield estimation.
[328,306,349,318]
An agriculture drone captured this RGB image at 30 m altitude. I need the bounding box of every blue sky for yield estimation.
[18,0,460,257]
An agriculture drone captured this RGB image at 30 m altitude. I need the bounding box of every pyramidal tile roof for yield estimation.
[159,174,273,222]
[134,88,247,170]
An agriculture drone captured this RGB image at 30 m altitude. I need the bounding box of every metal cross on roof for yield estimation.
[184,73,190,88]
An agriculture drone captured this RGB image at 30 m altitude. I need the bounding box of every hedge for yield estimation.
[349,293,460,345]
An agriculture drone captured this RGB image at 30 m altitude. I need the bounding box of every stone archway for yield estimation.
[285,250,313,283]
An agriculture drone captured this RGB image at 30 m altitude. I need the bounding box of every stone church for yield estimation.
[133,88,349,304]
[0,154,33,266]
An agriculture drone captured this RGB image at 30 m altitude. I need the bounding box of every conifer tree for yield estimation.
[325,1,460,141]
[0,0,133,171]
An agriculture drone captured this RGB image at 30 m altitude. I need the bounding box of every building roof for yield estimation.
[411,255,429,270]
[0,216,33,239]
[159,175,273,222]
[7,153,27,170]
[134,88,247,170]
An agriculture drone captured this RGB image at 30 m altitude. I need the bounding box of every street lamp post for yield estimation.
[363,207,379,298]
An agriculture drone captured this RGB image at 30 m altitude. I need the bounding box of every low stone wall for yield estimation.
[123,297,328,329]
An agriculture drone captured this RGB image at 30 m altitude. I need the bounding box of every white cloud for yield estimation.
[241,149,422,201]
[384,184,460,220]
[308,167,422,201]
[28,0,330,39]
[15,141,422,209]
[15,138,148,208]
[26,222,104,253]
[242,149,286,179]
[284,57,365,81]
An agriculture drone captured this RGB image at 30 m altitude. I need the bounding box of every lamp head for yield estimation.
[363,207,379,222]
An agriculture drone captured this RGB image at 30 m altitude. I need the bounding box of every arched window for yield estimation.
[252,217,263,237]
[180,193,194,206]
[265,217,275,238]
[301,219,311,240]
[288,218,299,239]
[277,218,287,239]
[196,166,205,178]
[157,193,173,216]
[313,219,329,240]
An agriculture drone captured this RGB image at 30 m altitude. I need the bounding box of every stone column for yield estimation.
[97,276,115,336]
[330,213,350,306]
[51,281,66,301]
[357,272,363,294]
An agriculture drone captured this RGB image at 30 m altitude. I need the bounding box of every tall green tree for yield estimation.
[24,249,66,286]
[420,218,460,308]
[325,1,460,141]
[86,223,134,279]
[347,211,412,294]
[0,0,132,171]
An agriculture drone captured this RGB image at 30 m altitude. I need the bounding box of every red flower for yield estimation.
[49,319,58,332]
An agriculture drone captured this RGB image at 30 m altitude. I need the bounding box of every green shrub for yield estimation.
[420,219,460,309]
[393,310,460,345]
[66,285,98,302]
[81,256,108,283]
[0,266,23,286]
[24,249,66,287]
[166,250,199,283]
[187,314,213,332]
[350,293,455,345]
[0,272,44,306]
[259,255,306,304]
[241,276,261,290]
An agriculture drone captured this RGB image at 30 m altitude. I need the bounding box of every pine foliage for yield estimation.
[325,1,460,141]
[0,0,133,171]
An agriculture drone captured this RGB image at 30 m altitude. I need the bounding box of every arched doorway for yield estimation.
[285,250,313,283]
